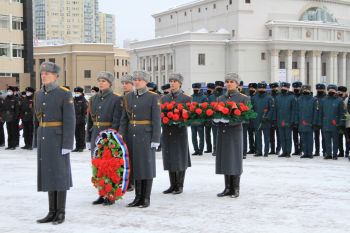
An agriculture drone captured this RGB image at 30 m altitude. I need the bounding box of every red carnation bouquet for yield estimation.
[161,100,256,126]
[91,129,129,202]
[161,101,189,126]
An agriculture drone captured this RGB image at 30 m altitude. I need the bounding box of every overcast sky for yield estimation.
[99,0,192,47]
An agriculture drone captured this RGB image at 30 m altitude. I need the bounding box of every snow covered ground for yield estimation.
[0,139,350,233]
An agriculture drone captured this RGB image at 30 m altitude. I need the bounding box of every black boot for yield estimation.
[52,191,66,225]
[139,179,153,208]
[163,172,176,194]
[127,180,142,207]
[37,191,57,223]
[92,196,105,205]
[217,175,230,197]
[173,171,185,194]
[230,175,240,198]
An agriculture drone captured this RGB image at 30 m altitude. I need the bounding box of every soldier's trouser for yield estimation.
[255,128,270,154]
[243,124,248,156]
[300,131,313,156]
[204,125,212,151]
[75,123,86,149]
[270,125,281,152]
[15,119,20,146]
[191,125,204,153]
[0,122,4,145]
[292,127,300,153]
[212,125,218,153]
[314,129,325,154]
[324,130,339,156]
[23,121,33,147]
[248,127,255,151]
[279,127,292,155]
[6,121,17,148]
[338,133,345,154]
[345,128,350,155]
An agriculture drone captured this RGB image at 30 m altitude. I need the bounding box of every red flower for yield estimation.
[162,117,169,124]
[167,112,174,119]
[173,114,180,121]
[222,107,229,115]
[234,109,241,116]
[99,179,105,187]
[281,120,285,127]
[192,102,198,106]
[210,102,217,107]
[201,102,208,109]
[177,103,184,111]
[161,103,166,110]
[160,112,164,118]
[332,120,337,126]
[182,110,189,119]
[206,109,214,116]
[227,101,237,109]
[302,120,307,126]
[108,194,116,201]
[99,189,106,197]
[167,103,174,110]
[115,188,123,197]
[110,144,115,149]
[174,108,180,114]
[105,183,112,193]
[97,144,103,149]
[195,108,203,115]
[189,106,195,112]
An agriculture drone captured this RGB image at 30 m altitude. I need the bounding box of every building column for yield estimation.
[287,50,293,83]
[299,50,306,84]
[328,53,334,84]
[158,55,161,85]
[311,51,317,91]
[339,52,347,86]
[347,54,350,88]
[333,52,338,85]
[316,51,322,84]
[270,49,279,82]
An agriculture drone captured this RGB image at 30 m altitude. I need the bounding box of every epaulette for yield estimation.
[240,93,248,98]
[113,92,120,96]
[59,86,70,92]
[184,93,191,98]
[148,91,158,95]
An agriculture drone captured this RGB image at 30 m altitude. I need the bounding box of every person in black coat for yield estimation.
[20,87,35,150]
[72,87,88,152]
[3,86,20,150]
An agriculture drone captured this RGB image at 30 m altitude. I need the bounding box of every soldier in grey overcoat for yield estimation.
[161,73,192,195]
[119,71,161,208]
[35,62,75,225]
[215,73,250,198]
[86,71,123,205]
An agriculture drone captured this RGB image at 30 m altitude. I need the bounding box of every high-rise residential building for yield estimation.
[99,12,116,44]
[33,0,109,44]
[0,0,33,90]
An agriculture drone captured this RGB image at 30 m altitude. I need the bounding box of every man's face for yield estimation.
[226,80,238,91]
[122,82,133,92]
[41,71,58,85]
[133,78,147,90]
[170,80,181,91]
[98,79,111,91]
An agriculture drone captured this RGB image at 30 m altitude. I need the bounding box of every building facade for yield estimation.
[33,0,114,44]
[33,43,130,93]
[99,12,116,44]
[0,0,33,90]
[129,0,350,93]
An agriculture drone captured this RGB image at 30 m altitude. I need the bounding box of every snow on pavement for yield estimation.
[0,147,349,233]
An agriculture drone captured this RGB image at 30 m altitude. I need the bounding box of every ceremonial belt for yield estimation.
[93,122,112,127]
[39,121,63,127]
[130,120,152,125]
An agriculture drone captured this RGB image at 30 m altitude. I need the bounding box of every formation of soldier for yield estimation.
[1,61,349,225]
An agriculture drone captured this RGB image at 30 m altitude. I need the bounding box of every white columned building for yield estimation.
[129,0,350,93]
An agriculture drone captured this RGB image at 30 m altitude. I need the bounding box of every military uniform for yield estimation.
[0,96,5,147]
[35,61,75,225]
[295,86,317,158]
[318,85,345,160]
[204,83,215,153]
[292,81,303,155]
[191,83,208,155]
[251,84,274,157]
[314,84,327,156]
[161,86,192,194]
[119,70,161,208]
[337,86,348,157]
[216,73,249,199]
[209,81,225,156]
[72,87,88,152]
[3,87,20,150]
[247,83,257,154]
[20,87,35,149]
[275,83,296,157]
[269,83,281,155]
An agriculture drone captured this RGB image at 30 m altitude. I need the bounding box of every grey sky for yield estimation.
[99,0,192,47]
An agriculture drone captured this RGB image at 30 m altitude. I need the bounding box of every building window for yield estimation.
[122,59,124,66]
[279,61,286,69]
[117,59,119,66]
[12,44,23,58]
[170,15,173,19]
[84,70,91,79]
[198,54,206,66]
[158,18,161,23]
[184,12,187,16]
[198,8,201,13]
[126,60,128,67]
[229,0,232,5]
[232,30,235,37]
[39,59,45,65]
[0,44,9,57]
[49,58,55,63]
[84,85,91,93]
[261,52,266,60]
[0,15,9,29]
[292,62,298,69]
[269,30,272,37]
[322,62,326,76]
[12,17,23,30]
[213,4,216,9]
[117,72,119,79]
[245,0,251,3]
